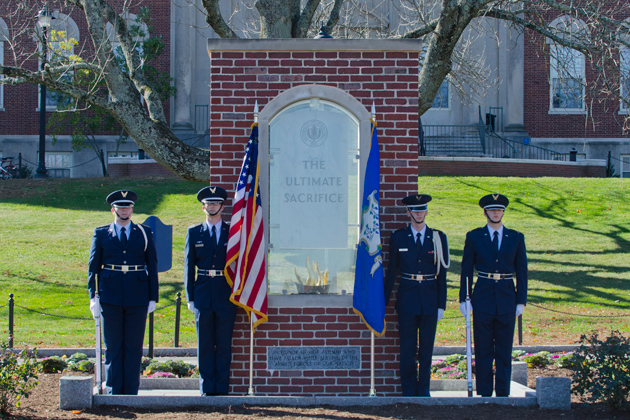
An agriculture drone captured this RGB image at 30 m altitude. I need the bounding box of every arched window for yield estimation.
[106,12,149,73]
[37,12,80,111]
[547,16,588,113]
[105,13,149,102]
[0,17,9,110]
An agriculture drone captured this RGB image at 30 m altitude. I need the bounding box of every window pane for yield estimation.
[550,44,585,109]
[621,48,630,110]
[552,78,583,109]
[0,42,3,108]
[431,80,449,108]
[268,100,360,295]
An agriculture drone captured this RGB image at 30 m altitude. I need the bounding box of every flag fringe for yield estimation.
[352,307,386,337]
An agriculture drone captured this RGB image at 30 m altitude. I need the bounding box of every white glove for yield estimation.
[147,301,157,314]
[437,308,444,322]
[187,302,195,312]
[515,304,525,317]
[459,302,472,317]
[89,298,101,319]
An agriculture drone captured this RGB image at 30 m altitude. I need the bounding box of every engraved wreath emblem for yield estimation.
[300,120,328,147]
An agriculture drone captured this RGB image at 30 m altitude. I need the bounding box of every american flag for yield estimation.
[225,123,268,329]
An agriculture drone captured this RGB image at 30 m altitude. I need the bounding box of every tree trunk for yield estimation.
[418,0,482,116]
[256,0,301,38]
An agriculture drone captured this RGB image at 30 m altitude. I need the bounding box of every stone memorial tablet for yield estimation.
[267,346,361,370]
[271,104,351,249]
[267,99,361,294]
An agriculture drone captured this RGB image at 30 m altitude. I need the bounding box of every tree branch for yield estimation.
[296,0,321,38]
[398,19,439,39]
[325,0,344,34]
[0,64,112,110]
[201,0,239,38]
[482,8,598,55]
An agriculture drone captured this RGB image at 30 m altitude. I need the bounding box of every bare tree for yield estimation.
[1,0,629,181]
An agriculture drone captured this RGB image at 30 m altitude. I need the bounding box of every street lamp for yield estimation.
[35,6,54,179]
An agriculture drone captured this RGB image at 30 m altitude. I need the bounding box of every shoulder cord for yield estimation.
[433,233,451,276]
[136,223,148,252]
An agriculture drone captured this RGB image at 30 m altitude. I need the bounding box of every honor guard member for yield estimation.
[185,186,237,396]
[384,194,450,397]
[88,190,159,395]
[459,194,527,397]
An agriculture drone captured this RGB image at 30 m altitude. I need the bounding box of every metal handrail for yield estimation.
[419,112,567,162]
[486,131,568,161]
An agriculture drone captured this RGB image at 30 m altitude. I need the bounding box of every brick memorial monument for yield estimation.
[207,39,421,396]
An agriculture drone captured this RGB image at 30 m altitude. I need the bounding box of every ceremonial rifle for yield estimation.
[94,277,103,395]
[465,276,473,397]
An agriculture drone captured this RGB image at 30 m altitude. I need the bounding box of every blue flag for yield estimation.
[352,119,385,337]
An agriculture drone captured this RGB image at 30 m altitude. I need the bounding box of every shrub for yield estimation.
[519,352,550,368]
[65,352,94,373]
[143,359,196,378]
[68,352,88,362]
[167,360,195,377]
[554,352,575,369]
[445,354,465,364]
[512,350,526,359]
[141,357,154,371]
[0,342,39,416]
[143,361,172,376]
[39,356,68,373]
[68,359,95,374]
[571,331,630,410]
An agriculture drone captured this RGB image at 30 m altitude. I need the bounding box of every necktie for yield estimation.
[120,226,127,248]
[210,225,217,252]
[493,230,499,254]
[416,232,422,252]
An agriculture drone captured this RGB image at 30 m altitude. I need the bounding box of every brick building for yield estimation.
[0,0,172,177]
[1,2,627,178]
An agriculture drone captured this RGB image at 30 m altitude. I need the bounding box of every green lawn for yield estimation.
[0,176,629,348]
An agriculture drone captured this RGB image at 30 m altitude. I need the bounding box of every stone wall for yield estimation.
[418,157,607,178]
[108,158,177,178]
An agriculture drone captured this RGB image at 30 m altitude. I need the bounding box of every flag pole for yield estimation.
[368,101,377,398]
[246,100,259,397]
[94,277,103,395]
[369,332,376,397]
[247,315,255,396]
[254,100,259,123]
[465,276,473,397]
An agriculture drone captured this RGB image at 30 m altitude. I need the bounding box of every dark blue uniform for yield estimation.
[88,222,159,395]
[185,221,237,395]
[385,226,448,396]
[460,226,527,396]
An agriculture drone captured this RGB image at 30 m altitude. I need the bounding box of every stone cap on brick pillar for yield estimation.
[207,38,423,53]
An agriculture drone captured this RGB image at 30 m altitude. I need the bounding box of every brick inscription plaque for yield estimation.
[267,346,361,370]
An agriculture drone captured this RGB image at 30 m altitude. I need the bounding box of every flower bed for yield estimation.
[431,351,574,379]
[37,353,198,378]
